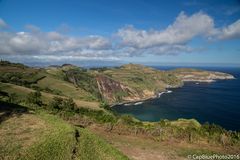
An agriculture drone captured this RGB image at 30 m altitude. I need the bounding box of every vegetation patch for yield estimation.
[76,128,129,160]
[0,103,128,160]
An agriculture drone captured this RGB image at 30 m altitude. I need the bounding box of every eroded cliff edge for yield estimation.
[92,64,235,104]
[43,63,235,105]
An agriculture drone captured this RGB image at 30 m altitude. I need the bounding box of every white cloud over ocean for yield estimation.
[0,11,240,61]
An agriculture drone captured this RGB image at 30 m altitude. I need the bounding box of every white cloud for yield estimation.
[32,55,120,61]
[0,29,112,58]
[0,12,240,62]
[117,12,216,49]
[117,11,240,56]
[117,45,194,57]
[0,18,8,28]
[116,11,217,56]
[217,20,240,40]
[25,24,41,32]
[0,32,47,55]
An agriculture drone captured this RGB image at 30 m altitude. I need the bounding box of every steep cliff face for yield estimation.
[96,75,153,103]
[94,64,184,104]
[57,64,235,104]
[64,69,101,99]
[94,64,182,102]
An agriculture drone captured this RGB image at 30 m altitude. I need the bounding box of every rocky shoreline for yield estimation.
[111,74,235,107]
[110,95,157,107]
[111,90,174,107]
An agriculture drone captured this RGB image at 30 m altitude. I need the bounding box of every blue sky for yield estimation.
[0,0,240,66]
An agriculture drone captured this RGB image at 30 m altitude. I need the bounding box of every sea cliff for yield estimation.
[92,64,235,104]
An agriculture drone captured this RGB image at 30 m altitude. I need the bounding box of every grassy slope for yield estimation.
[0,104,128,160]
[0,107,75,160]
[37,74,96,101]
[102,64,182,92]
[0,64,46,85]
[90,123,239,160]
[1,61,239,160]
[77,128,129,160]
[0,61,100,106]
[0,82,100,110]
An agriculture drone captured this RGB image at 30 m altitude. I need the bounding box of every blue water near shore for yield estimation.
[112,66,240,131]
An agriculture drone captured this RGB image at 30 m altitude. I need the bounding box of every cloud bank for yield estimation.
[0,11,240,62]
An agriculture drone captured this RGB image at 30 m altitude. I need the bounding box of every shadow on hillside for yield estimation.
[0,101,29,124]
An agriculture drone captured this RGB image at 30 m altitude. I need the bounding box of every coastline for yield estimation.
[110,75,235,108]
[110,95,158,107]
[110,90,173,107]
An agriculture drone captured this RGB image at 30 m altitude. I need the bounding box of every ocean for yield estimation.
[112,66,240,131]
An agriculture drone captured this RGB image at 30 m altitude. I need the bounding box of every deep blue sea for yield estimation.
[113,66,240,131]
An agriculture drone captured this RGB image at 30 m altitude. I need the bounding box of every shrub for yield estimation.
[48,97,64,110]
[26,90,42,106]
[8,93,18,103]
[63,98,76,111]
[99,101,111,110]
[114,91,128,102]
[76,108,117,123]
[201,122,226,135]
[119,115,136,125]
[158,119,170,127]
[48,97,76,111]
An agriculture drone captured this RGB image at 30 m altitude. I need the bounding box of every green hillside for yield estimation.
[0,102,128,160]
[103,64,182,90]
[0,61,239,160]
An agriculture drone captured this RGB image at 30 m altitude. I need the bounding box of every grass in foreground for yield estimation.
[0,110,75,160]
[77,128,129,160]
[0,102,128,160]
